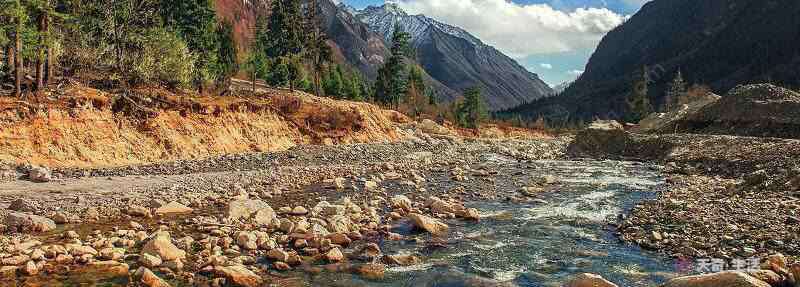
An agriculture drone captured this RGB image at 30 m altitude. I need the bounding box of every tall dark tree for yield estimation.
[303,0,331,97]
[664,70,687,112]
[265,0,304,58]
[626,66,653,122]
[457,87,488,129]
[215,20,237,92]
[375,24,411,108]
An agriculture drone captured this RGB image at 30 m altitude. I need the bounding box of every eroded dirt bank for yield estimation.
[0,84,407,169]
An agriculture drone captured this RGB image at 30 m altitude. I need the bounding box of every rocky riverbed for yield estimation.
[2,125,800,287]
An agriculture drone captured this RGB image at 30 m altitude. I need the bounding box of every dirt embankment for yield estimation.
[0,84,409,168]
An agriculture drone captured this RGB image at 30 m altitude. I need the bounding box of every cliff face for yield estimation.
[509,0,800,122]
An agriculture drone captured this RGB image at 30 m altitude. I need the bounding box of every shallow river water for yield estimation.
[296,159,682,287]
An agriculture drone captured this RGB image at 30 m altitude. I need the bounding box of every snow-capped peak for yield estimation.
[353,4,484,47]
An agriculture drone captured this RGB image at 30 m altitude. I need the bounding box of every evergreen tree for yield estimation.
[160,0,220,89]
[303,0,331,97]
[265,0,304,58]
[664,70,687,112]
[267,57,290,88]
[323,64,344,98]
[375,24,411,108]
[405,66,428,117]
[215,20,237,92]
[456,87,488,129]
[626,65,653,122]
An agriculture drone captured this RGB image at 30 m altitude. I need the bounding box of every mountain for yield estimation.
[352,4,553,110]
[507,0,800,122]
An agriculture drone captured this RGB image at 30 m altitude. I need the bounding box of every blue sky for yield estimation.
[340,0,649,86]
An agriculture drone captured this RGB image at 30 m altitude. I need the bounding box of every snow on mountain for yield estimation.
[354,3,483,47]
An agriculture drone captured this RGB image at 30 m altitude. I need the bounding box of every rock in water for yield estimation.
[29,166,51,182]
[214,265,263,287]
[154,201,193,216]
[136,267,171,287]
[662,271,772,287]
[142,232,186,261]
[564,273,618,287]
[407,213,448,236]
[4,212,56,232]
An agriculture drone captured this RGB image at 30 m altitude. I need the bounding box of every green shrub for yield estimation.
[130,28,196,88]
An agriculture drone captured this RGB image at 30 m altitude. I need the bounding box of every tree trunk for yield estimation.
[5,44,13,75]
[44,12,53,85]
[36,13,46,91]
[15,20,22,98]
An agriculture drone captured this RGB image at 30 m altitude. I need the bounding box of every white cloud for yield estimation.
[395,0,627,58]
[567,69,584,75]
[540,63,553,69]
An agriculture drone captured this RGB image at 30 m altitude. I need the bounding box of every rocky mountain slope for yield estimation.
[508,0,800,122]
[351,4,553,110]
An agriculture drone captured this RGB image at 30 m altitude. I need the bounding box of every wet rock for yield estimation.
[328,233,351,246]
[214,265,263,287]
[29,166,52,182]
[564,273,618,287]
[408,213,448,236]
[140,253,163,268]
[4,211,56,232]
[325,248,344,262]
[662,271,771,287]
[267,249,289,262]
[383,254,420,266]
[352,263,385,280]
[154,201,193,216]
[427,197,454,214]
[136,267,171,287]
[8,199,36,212]
[456,208,480,221]
[274,261,291,271]
[142,232,186,261]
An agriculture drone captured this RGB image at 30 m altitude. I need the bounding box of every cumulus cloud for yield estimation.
[540,63,553,69]
[395,0,627,58]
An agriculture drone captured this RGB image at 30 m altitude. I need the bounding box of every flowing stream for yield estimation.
[297,159,682,286]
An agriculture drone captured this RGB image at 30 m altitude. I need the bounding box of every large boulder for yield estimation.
[568,120,630,158]
[141,232,186,262]
[28,166,52,183]
[662,271,772,287]
[4,212,56,232]
[564,273,618,287]
[419,119,451,135]
[214,265,263,287]
[407,213,448,236]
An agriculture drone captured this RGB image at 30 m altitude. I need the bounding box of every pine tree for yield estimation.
[214,20,237,93]
[457,87,488,129]
[664,70,687,112]
[266,0,304,58]
[303,0,331,97]
[626,65,653,122]
[375,24,411,108]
